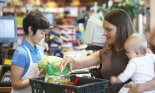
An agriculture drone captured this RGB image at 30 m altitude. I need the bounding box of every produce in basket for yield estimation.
[39,55,70,84]
[47,75,71,84]
[45,61,70,84]
[38,55,63,72]
[47,62,70,76]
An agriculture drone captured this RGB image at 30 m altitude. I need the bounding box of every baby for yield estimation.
[110,33,155,93]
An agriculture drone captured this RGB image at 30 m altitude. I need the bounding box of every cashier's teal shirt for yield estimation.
[12,38,44,76]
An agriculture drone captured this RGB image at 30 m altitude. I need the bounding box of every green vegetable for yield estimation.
[47,62,69,76]
[47,75,70,84]
[38,55,63,72]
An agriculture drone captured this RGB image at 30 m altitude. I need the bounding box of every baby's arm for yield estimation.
[118,61,136,83]
[110,76,122,84]
[110,60,136,85]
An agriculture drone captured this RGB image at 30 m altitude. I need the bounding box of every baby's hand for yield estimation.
[110,76,120,84]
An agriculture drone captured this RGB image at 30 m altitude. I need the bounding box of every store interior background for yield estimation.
[0,0,155,92]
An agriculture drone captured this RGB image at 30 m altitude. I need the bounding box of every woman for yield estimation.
[60,9,135,93]
[11,11,49,93]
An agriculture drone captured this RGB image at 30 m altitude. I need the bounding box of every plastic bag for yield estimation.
[47,62,70,76]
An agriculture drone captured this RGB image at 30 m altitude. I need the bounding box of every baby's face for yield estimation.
[124,44,137,59]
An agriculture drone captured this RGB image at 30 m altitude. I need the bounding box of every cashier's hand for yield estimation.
[59,56,74,72]
[38,69,45,77]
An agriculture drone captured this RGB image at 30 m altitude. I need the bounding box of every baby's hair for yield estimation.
[125,33,147,54]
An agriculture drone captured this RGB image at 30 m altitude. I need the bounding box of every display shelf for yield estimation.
[64,2,95,6]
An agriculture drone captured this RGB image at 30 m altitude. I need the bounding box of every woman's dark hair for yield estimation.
[23,11,49,35]
[104,9,135,51]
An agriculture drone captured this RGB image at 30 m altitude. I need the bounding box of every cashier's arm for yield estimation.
[11,65,30,90]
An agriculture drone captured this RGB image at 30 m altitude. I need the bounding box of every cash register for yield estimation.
[0,16,17,92]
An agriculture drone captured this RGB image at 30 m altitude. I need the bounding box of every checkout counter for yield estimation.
[0,48,14,93]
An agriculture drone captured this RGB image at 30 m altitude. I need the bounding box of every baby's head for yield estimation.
[124,33,147,59]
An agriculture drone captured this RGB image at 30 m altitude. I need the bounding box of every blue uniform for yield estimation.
[12,39,44,76]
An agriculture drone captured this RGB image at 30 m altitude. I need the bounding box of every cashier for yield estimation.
[11,11,49,93]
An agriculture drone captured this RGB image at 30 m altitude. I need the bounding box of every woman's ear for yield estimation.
[28,26,33,35]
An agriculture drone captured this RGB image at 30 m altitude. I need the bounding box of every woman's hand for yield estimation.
[43,42,49,51]
[126,83,144,93]
[146,48,153,54]
[59,57,74,72]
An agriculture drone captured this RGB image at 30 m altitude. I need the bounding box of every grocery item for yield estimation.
[38,55,63,72]
[47,62,69,76]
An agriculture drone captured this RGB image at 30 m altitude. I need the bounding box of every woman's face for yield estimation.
[103,20,117,45]
[31,29,47,45]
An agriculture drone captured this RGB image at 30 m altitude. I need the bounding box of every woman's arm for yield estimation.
[73,51,100,69]
[11,65,30,90]
[60,51,100,71]
[128,78,155,93]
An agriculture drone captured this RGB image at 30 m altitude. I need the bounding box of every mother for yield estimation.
[60,9,135,93]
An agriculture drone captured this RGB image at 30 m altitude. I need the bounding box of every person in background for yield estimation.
[127,30,155,93]
[11,11,49,93]
[110,33,155,93]
[59,9,135,93]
